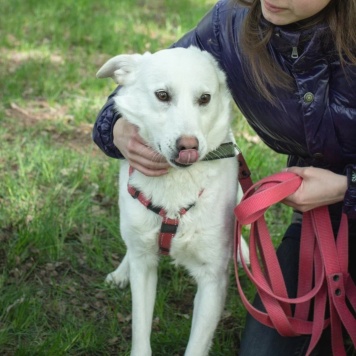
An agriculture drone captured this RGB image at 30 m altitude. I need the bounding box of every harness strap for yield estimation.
[159,217,179,255]
[237,152,253,193]
[234,171,356,356]
[127,170,196,255]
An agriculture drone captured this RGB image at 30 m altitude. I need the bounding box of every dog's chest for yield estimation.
[130,169,212,218]
[120,159,237,261]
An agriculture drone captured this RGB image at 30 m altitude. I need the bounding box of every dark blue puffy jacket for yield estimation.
[93,0,356,216]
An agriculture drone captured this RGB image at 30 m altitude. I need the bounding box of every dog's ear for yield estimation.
[96,53,147,85]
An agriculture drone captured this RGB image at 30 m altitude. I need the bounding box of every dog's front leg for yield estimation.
[129,252,158,356]
[185,272,229,356]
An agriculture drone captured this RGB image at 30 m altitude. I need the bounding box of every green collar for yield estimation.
[203,142,236,161]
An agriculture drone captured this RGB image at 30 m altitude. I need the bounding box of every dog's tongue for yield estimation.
[175,149,199,165]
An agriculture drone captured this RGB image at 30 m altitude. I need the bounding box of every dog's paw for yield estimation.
[105,255,130,288]
[105,271,129,289]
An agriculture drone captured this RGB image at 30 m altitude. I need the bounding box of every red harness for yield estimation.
[127,167,197,255]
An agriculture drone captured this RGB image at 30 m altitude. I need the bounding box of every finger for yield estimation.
[126,143,170,176]
[283,166,304,175]
[134,137,168,164]
[128,144,169,168]
[130,163,169,177]
[130,155,170,171]
[136,146,168,164]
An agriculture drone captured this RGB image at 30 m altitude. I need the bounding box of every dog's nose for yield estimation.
[175,136,199,165]
[176,136,199,151]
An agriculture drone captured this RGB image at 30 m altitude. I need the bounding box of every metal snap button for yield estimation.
[303,92,314,103]
[313,153,324,160]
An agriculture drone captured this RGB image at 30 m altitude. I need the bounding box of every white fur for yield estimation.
[97,46,249,356]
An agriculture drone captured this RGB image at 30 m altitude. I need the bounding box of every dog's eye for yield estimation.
[198,94,211,105]
[155,90,170,102]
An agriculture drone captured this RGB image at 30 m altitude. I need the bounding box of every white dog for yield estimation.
[96,46,248,356]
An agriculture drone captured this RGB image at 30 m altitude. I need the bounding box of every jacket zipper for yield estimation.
[291,46,299,59]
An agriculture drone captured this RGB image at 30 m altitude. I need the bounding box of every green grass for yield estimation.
[0,0,290,354]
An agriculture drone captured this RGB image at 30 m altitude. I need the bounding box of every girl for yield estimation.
[93,1,356,354]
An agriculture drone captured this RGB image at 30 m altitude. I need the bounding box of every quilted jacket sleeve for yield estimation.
[92,87,123,159]
[343,164,356,219]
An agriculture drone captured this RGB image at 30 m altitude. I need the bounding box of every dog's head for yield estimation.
[97,46,232,168]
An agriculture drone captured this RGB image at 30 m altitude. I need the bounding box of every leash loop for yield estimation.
[234,171,356,355]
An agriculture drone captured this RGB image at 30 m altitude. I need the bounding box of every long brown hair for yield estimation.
[233,0,356,102]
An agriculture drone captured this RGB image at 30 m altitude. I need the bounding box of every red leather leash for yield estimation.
[234,170,356,355]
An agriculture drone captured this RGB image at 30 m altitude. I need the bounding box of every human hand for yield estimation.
[282,166,347,212]
[113,118,170,176]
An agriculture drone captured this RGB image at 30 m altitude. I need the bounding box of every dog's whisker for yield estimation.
[136,138,167,163]
[136,143,159,160]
